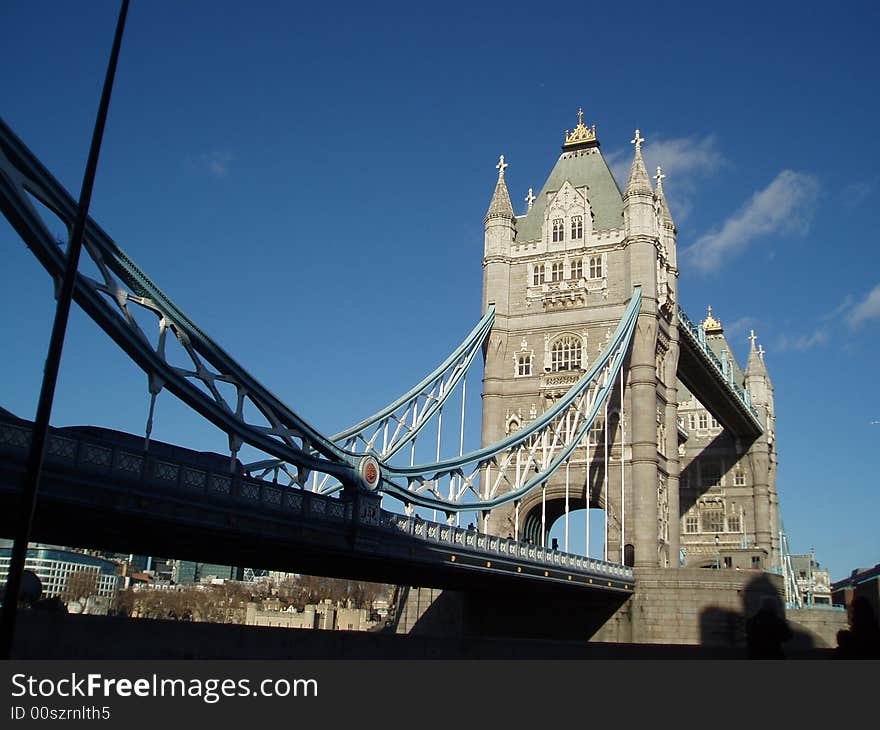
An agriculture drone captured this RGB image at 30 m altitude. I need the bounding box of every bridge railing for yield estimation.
[677,308,759,422]
[380,512,633,581]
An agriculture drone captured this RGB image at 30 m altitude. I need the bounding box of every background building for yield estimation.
[0,539,121,608]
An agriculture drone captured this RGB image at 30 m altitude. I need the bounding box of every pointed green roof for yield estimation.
[515,147,624,241]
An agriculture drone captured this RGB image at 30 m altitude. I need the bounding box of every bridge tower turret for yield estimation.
[481,156,517,453]
[621,130,665,568]
[744,336,779,567]
[654,166,682,565]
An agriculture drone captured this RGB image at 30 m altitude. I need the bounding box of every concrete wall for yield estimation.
[395,586,463,637]
[624,567,782,646]
[394,569,839,656]
[786,607,848,649]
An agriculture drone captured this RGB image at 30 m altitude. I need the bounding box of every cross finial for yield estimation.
[758,345,766,360]
[525,187,535,210]
[749,330,757,349]
[496,154,508,179]
[577,107,584,125]
[655,165,665,185]
[631,128,645,151]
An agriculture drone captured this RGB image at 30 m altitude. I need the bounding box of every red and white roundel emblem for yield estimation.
[359,456,381,491]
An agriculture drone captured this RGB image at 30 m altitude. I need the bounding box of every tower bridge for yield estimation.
[0,108,794,646]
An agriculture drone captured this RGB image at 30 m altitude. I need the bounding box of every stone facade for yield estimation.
[245,598,377,632]
[480,110,777,571]
[677,315,780,570]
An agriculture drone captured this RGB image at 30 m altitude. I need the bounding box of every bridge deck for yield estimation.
[0,412,632,597]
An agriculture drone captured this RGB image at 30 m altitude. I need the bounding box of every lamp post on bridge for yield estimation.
[715,534,720,570]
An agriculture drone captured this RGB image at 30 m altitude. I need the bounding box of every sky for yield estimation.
[0,1,878,582]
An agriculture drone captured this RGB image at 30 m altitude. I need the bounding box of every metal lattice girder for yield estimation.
[0,116,640,516]
[377,288,642,512]
[0,117,356,486]
[331,306,493,457]
[244,305,494,488]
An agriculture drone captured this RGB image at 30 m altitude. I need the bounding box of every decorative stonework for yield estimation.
[658,474,669,545]
[512,337,534,377]
[702,305,723,334]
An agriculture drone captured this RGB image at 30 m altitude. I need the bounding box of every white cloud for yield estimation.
[607,134,725,220]
[685,170,819,273]
[775,328,829,352]
[200,151,233,178]
[847,283,880,328]
[723,316,757,344]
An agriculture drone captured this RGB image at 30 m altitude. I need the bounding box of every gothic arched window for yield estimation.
[550,335,582,372]
[533,264,545,286]
[570,259,583,279]
[589,255,603,279]
[571,215,583,240]
[550,261,563,282]
[552,219,564,242]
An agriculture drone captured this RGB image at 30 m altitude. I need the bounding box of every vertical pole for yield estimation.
[144,390,158,450]
[541,484,546,547]
[433,408,442,522]
[514,501,519,541]
[603,399,609,561]
[410,401,418,464]
[620,365,625,562]
[0,0,130,661]
[456,379,466,528]
[585,432,590,558]
[564,459,570,552]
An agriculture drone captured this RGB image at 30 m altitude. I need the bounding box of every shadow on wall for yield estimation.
[699,573,815,658]
[678,430,735,518]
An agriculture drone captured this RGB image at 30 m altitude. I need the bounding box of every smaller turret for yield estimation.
[654,165,677,258]
[623,129,657,238]
[484,155,516,258]
[745,329,771,406]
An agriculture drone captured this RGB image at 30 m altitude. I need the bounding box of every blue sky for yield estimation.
[1,1,878,582]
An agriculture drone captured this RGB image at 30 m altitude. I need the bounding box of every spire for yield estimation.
[485,155,514,220]
[625,128,652,196]
[654,165,672,220]
[746,329,767,375]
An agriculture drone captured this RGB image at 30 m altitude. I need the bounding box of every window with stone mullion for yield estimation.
[551,336,582,372]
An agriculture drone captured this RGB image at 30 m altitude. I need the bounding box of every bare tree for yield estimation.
[61,570,99,605]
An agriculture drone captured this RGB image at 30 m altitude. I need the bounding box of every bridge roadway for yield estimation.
[0,409,632,600]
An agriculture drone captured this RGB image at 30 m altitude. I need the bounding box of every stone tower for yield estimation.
[480,110,680,568]
[676,313,780,570]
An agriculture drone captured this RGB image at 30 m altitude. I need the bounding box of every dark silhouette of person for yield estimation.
[835,597,880,659]
[746,597,792,659]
